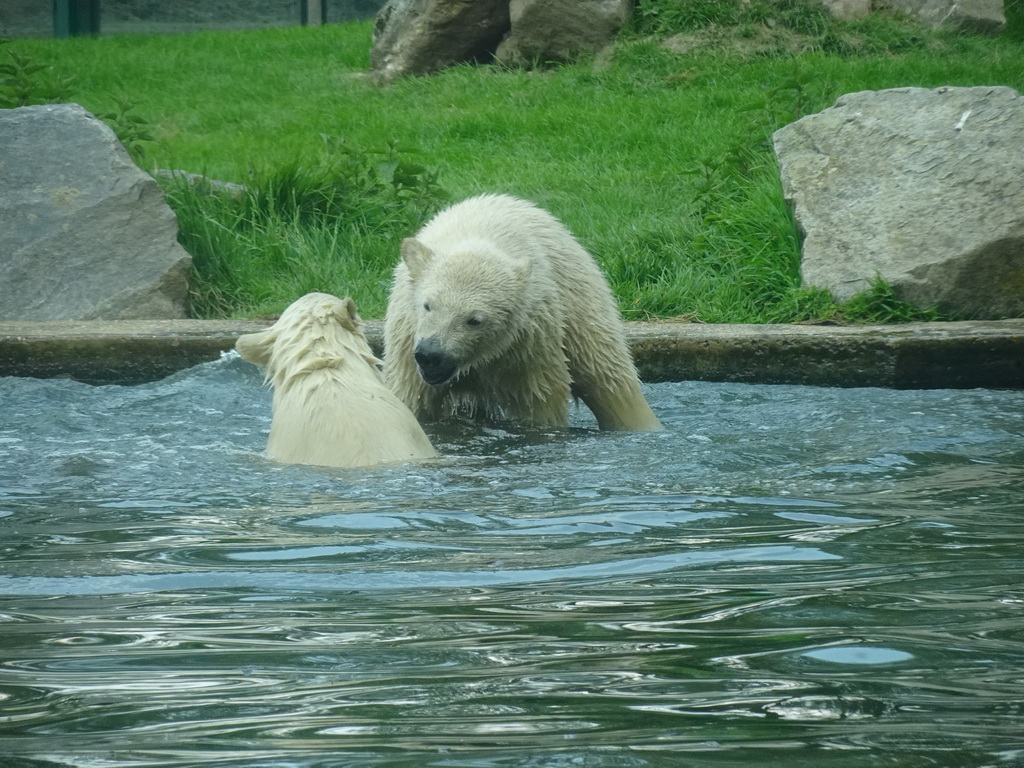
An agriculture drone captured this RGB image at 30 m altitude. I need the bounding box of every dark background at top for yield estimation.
[1,0,386,38]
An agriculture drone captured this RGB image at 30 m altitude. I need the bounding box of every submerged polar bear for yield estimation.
[383,194,662,431]
[236,292,437,468]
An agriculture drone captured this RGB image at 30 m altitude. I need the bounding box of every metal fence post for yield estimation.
[301,0,325,26]
[53,0,101,38]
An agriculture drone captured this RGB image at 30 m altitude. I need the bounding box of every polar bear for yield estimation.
[383,194,662,431]
[236,292,438,468]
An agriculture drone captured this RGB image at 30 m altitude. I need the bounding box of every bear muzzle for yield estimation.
[414,337,459,386]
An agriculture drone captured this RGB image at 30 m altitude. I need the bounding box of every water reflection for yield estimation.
[0,356,1022,767]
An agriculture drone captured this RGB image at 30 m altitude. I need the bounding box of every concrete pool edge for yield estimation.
[0,318,1021,389]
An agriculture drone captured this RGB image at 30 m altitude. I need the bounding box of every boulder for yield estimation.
[370,0,510,83]
[495,0,633,67]
[883,0,1005,34]
[773,86,1024,320]
[0,103,192,321]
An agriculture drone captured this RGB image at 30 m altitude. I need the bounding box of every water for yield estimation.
[1,353,1022,768]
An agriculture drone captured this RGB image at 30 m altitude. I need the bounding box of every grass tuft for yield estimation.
[164,136,448,318]
[838,276,948,324]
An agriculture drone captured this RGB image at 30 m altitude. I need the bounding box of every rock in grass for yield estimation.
[369,0,632,82]
[773,86,1024,320]
[370,0,510,83]
[0,103,192,321]
[495,0,633,67]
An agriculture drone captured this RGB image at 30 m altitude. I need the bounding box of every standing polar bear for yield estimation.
[236,292,438,468]
[383,194,662,431]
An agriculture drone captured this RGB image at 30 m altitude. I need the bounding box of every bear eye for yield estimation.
[466,315,483,328]
[423,301,431,312]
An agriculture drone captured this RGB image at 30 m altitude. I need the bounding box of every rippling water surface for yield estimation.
[1,354,1022,768]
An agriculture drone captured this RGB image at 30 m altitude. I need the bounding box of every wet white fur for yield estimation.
[236,292,437,468]
[383,194,662,430]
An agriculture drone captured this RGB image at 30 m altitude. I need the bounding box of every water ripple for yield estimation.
[0,544,840,596]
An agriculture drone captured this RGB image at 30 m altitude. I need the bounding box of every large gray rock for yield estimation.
[495,0,633,67]
[884,0,1005,34]
[370,0,510,83]
[0,103,192,321]
[773,86,1024,320]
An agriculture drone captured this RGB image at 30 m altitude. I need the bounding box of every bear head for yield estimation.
[236,292,382,390]
[400,237,533,387]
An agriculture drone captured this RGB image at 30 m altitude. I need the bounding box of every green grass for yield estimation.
[163,137,444,317]
[5,2,1023,321]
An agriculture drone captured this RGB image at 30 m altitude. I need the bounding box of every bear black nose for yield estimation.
[414,338,458,386]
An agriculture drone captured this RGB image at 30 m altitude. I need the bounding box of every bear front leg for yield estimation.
[565,335,663,432]
[574,378,663,432]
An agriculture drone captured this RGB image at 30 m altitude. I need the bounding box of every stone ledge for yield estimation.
[0,319,1021,389]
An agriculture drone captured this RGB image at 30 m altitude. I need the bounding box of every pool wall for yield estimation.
[0,319,1021,388]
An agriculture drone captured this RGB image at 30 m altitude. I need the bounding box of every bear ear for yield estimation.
[514,256,533,283]
[401,238,433,279]
[235,329,276,367]
[335,296,361,332]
